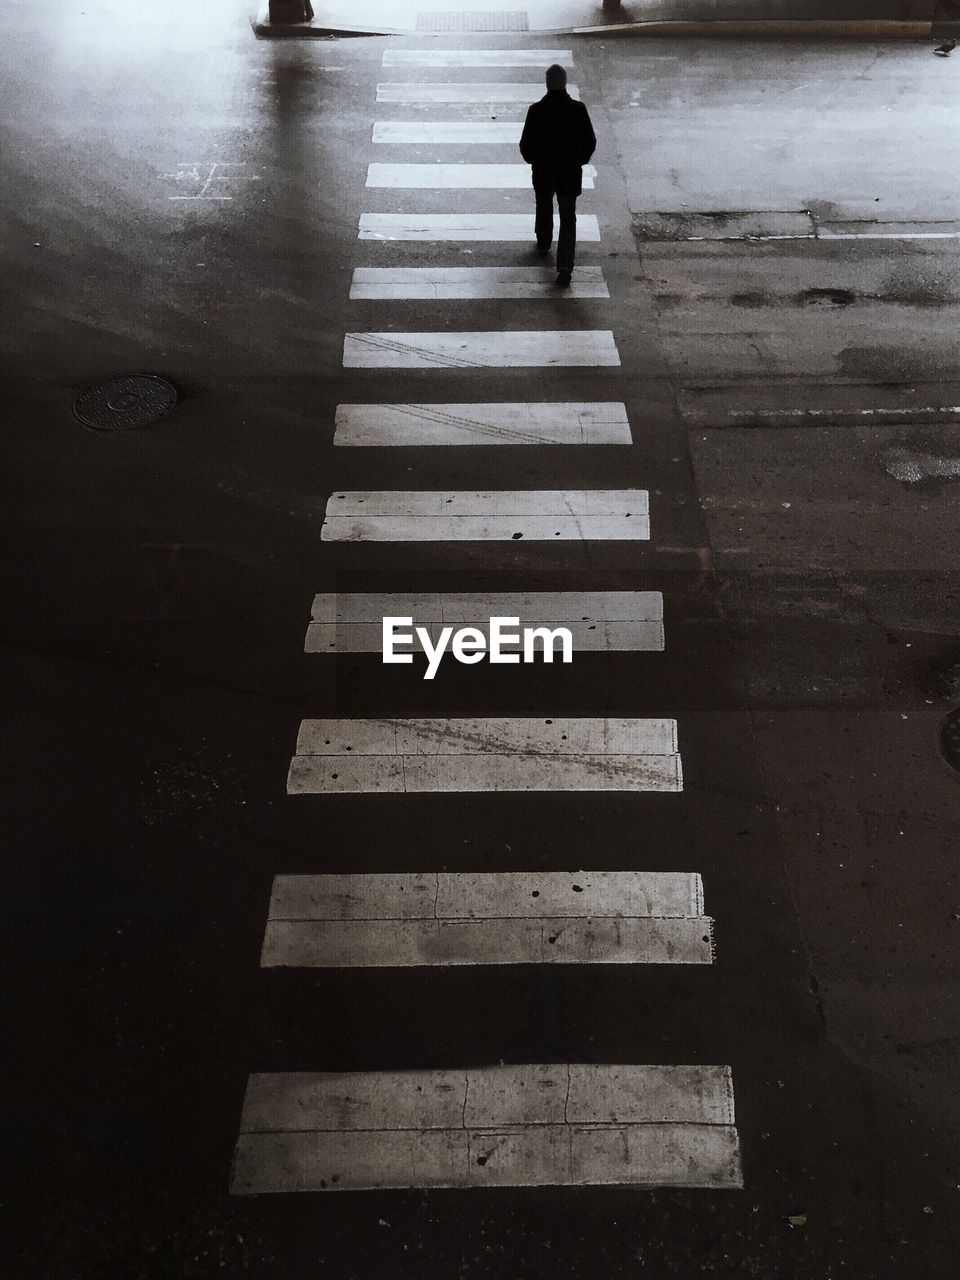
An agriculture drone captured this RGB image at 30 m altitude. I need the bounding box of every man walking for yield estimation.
[519,64,597,287]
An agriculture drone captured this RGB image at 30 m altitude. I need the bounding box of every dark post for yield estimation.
[268,0,314,22]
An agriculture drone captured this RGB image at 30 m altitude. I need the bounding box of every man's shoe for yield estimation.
[556,270,572,287]
[536,243,551,257]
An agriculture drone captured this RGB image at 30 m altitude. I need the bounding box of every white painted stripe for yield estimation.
[310,590,662,624]
[376,83,580,103]
[233,1122,742,1191]
[349,267,608,301]
[359,212,601,242]
[307,591,663,651]
[232,1065,742,1192]
[239,1065,735,1130]
[269,871,702,920]
[726,406,960,420]
[288,718,681,794]
[373,121,524,144]
[295,717,674,756]
[334,401,628,445]
[264,872,710,967]
[321,489,648,541]
[383,50,575,67]
[366,164,595,189]
[307,619,664,652]
[288,753,680,793]
[694,231,960,244]
[820,231,960,241]
[323,492,649,518]
[342,331,620,370]
[263,918,713,967]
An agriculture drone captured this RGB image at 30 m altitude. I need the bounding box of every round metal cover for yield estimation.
[74,375,177,431]
[940,708,960,772]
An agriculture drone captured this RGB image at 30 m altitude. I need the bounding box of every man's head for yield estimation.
[545,64,567,92]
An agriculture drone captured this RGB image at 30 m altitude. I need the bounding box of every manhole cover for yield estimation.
[416,10,529,30]
[74,374,178,431]
[941,708,960,772]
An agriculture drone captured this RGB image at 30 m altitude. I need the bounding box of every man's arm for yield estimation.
[519,103,537,164]
[579,104,597,164]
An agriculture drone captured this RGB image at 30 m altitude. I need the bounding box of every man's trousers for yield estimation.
[534,185,578,274]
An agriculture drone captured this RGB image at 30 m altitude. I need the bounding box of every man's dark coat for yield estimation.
[519,89,597,197]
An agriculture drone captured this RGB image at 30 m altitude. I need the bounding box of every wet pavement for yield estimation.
[5,3,960,1276]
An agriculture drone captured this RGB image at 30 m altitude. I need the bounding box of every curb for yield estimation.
[250,9,956,40]
[571,20,933,38]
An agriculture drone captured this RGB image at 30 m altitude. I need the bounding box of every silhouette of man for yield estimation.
[519,64,597,287]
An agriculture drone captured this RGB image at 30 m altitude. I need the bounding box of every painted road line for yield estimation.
[359,212,601,241]
[309,589,661,624]
[231,1064,742,1192]
[238,1064,735,1130]
[365,164,596,189]
[307,590,662,649]
[306,589,664,652]
[287,717,681,794]
[376,83,580,103]
[262,872,712,967]
[342,331,620,369]
[319,489,649,542]
[308,620,662,652]
[333,401,628,445]
[383,50,575,67]
[373,121,524,144]
[682,230,960,244]
[727,406,960,420]
[349,267,608,301]
[262,917,713,967]
[270,871,702,920]
[308,619,663,653]
[820,231,960,241]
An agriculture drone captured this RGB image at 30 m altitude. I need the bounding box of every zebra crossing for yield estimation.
[261,870,713,967]
[349,265,610,300]
[359,211,602,240]
[341,329,620,368]
[232,41,743,1195]
[332,401,628,443]
[373,121,524,143]
[231,1064,741,1194]
[232,1065,741,1194]
[375,83,581,103]
[287,717,683,794]
[319,489,648,540]
[366,162,597,187]
[305,591,664,649]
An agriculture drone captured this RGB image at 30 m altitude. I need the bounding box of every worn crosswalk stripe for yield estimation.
[319,489,649,542]
[373,121,524,144]
[366,163,596,189]
[382,50,575,67]
[262,871,712,967]
[306,590,663,651]
[349,266,608,301]
[333,401,628,445]
[270,871,702,919]
[342,331,620,369]
[231,1064,742,1192]
[376,82,580,103]
[287,717,681,794]
[359,212,601,241]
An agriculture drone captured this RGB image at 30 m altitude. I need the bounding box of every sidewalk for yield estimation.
[254,0,940,38]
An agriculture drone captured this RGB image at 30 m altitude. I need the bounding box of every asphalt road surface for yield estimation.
[5,3,960,1277]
